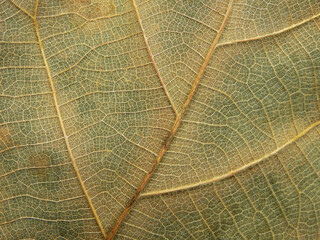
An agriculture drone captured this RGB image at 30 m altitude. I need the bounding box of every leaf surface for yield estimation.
[0,0,320,239]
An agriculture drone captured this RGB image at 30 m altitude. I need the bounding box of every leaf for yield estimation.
[0,0,320,239]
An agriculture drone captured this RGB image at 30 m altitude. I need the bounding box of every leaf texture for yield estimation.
[0,0,319,239]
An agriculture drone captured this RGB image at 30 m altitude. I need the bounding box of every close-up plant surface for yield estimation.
[0,0,320,239]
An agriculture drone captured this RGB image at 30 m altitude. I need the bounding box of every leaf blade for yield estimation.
[1,0,320,239]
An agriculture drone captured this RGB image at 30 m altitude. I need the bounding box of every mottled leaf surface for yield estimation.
[0,0,320,239]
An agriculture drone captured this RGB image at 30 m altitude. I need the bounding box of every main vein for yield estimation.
[107,0,234,239]
[32,1,106,238]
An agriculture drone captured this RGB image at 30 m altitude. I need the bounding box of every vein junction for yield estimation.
[107,0,235,239]
[141,121,320,197]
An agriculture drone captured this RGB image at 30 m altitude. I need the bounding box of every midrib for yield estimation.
[107,0,235,239]
[33,1,106,238]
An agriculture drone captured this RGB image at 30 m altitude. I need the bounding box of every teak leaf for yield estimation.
[1,0,320,239]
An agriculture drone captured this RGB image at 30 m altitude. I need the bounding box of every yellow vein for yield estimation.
[160,195,197,240]
[188,191,216,239]
[132,0,178,115]
[32,1,106,238]
[217,12,320,47]
[141,120,320,197]
[291,30,319,111]
[107,0,234,239]
[8,0,33,18]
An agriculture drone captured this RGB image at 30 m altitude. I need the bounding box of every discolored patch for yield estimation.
[28,151,52,179]
[74,0,115,19]
[0,126,12,148]
[27,150,64,186]
[58,221,80,239]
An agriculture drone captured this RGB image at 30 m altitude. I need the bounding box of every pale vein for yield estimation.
[141,121,320,197]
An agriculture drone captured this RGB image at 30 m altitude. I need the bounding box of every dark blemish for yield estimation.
[267,173,276,185]
[58,221,80,239]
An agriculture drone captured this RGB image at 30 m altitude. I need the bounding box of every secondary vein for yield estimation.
[107,0,234,239]
[141,121,320,197]
[132,0,178,116]
[33,1,106,238]
[217,12,320,47]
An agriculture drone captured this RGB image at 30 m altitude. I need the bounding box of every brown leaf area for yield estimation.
[28,152,51,178]
[0,127,11,148]
[0,0,320,239]
[38,0,116,19]
[73,0,115,19]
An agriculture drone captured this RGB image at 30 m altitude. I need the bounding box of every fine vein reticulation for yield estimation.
[107,0,235,239]
[140,120,320,197]
[0,0,320,239]
[32,0,107,238]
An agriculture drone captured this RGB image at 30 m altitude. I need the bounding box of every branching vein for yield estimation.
[107,0,234,239]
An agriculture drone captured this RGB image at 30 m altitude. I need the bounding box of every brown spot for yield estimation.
[0,126,12,148]
[74,0,115,19]
[29,152,51,178]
